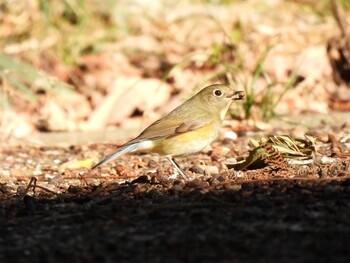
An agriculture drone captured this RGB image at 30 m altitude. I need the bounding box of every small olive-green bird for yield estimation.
[92,84,244,179]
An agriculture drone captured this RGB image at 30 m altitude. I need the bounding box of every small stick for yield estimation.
[332,0,349,38]
[18,177,57,199]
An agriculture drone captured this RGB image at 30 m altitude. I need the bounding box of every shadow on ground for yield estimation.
[1,179,349,263]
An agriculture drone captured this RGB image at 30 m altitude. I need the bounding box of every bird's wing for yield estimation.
[130,117,210,143]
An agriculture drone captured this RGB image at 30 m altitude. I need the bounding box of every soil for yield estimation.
[1,128,350,263]
[1,1,350,262]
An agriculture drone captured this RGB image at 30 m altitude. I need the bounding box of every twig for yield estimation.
[18,177,37,199]
[18,177,58,199]
[332,0,350,52]
[332,0,349,38]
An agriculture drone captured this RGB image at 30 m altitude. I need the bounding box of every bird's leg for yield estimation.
[166,157,190,180]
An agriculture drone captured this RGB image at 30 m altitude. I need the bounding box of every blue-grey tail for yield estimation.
[91,143,138,170]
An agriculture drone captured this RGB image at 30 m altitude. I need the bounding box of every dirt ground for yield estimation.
[1,2,350,261]
[1,123,350,263]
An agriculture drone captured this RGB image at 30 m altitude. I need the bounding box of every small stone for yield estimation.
[131,175,150,184]
[186,179,209,188]
[32,170,42,176]
[135,185,149,193]
[320,156,335,164]
[236,171,245,178]
[133,160,147,169]
[221,147,231,154]
[189,165,204,174]
[68,185,81,194]
[208,174,226,185]
[204,166,219,175]
[0,171,17,184]
[224,184,241,191]
[171,184,183,191]
[225,158,237,164]
[224,131,237,140]
[10,169,26,177]
[148,160,158,168]
[150,175,160,184]
[1,170,10,176]
[115,165,136,177]
[216,175,226,182]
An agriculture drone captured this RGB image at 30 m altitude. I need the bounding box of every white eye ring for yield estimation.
[213,89,223,97]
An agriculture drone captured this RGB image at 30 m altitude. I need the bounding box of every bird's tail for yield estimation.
[92,143,138,170]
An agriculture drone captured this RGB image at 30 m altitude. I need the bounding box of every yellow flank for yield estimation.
[150,121,219,156]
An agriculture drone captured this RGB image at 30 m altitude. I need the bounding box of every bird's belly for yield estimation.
[150,123,219,156]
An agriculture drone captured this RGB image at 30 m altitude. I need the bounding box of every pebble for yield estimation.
[320,156,335,164]
[225,184,241,191]
[171,184,183,191]
[186,179,209,188]
[235,171,245,178]
[204,166,219,175]
[32,170,42,176]
[225,158,237,165]
[148,160,158,168]
[1,170,10,176]
[10,169,26,177]
[221,147,231,155]
[131,175,150,184]
[135,185,149,193]
[215,175,226,182]
[115,165,136,177]
[189,165,204,174]
[224,131,237,140]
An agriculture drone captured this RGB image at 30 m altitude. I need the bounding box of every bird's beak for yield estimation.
[226,91,245,100]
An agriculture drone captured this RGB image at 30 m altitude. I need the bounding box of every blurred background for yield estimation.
[1,0,349,142]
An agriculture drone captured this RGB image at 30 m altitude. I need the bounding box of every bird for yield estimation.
[92,84,244,179]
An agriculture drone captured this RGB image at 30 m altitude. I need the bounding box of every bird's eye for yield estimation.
[213,89,223,97]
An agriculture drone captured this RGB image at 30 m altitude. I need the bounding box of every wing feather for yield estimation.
[129,117,209,143]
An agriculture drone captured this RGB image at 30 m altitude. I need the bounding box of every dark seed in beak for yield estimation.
[227,91,245,100]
